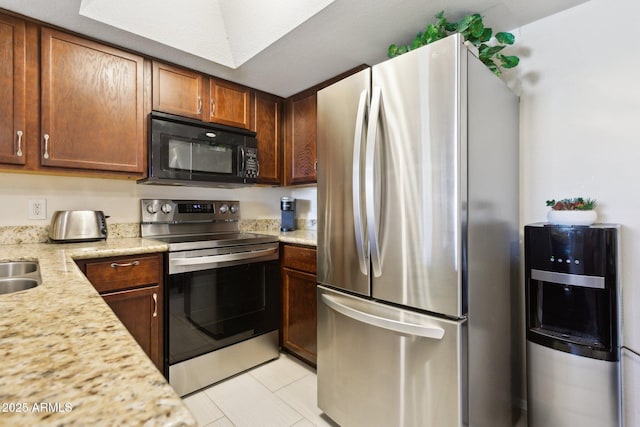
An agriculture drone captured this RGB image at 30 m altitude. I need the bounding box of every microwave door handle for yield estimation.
[172,247,278,266]
[321,294,445,339]
[240,147,246,176]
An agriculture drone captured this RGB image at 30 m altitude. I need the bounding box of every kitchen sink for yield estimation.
[0,278,39,294]
[0,261,41,294]
[0,262,38,277]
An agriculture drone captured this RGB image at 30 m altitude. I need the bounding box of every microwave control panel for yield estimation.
[244,147,259,179]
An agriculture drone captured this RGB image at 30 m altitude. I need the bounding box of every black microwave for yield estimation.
[139,111,259,187]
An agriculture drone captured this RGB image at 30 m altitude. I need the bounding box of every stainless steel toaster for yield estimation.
[48,210,108,243]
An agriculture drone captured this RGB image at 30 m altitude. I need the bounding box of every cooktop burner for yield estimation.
[140,199,278,251]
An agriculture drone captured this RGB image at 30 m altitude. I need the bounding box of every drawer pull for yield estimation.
[110,261,140,268]
[152,292,158,317]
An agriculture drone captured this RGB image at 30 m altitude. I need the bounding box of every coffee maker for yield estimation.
[280,197,296,232]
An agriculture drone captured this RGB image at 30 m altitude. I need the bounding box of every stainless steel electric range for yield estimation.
[141,199,280,397]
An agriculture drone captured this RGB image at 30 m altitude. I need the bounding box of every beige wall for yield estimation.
[513,0,640,420]
[0,172,317,226]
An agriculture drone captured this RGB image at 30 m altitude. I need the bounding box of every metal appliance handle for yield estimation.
[171,247,277,266]
[365,86,382,277]
[352,89,369,275]
[531,269,605,289]
[322,294,445,339]
[240,147,246,175]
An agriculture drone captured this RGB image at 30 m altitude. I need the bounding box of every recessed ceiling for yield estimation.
[78,0,334,69]
[0,0,591,97]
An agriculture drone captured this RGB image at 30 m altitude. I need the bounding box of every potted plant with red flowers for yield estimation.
[546,197,598,225]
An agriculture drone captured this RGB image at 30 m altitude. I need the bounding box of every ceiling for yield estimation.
[0,0,590,97]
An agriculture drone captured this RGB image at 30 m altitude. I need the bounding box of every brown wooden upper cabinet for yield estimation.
[40,28,145,174]
[152,61,204,120]
[0,13,27,166]
[152,61,251,129]
[252,91,283,185]
[284,90,317,186]
[209,78,251,129]
[283,66,367,186]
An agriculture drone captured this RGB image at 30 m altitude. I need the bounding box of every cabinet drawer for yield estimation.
[83,254,162,293]
[282,245,316,274]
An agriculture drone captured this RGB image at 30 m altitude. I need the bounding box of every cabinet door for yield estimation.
[102,285,162,371]
[208,78,251,128]
[0,13,26,165]
[282,267,317,365]
[253,91,282,185]
[40,29,145,173]
[285,92,317,185]
[152,61,204,120]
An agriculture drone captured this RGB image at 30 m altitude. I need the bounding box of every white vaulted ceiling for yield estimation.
[78,0,335,69]
[0,0,591,97]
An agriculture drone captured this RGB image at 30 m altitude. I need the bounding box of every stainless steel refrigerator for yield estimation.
[316,34,519,427]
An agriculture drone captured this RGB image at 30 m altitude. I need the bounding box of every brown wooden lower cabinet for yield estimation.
[281,244,317,365]
[76,253,164,371]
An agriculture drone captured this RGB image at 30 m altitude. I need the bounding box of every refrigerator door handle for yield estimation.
[321,294,445,339]
[365,86,382,277]
[352,89,369,275]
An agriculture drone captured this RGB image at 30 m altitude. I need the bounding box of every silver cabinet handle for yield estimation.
[110,261,140,268]
[43,134,50,159]
[352,89,369,275]
[365,86,382,277]
[210,98,216,117]
[322,294,445,339]
[16,131,23,157]
[152,292,158,318]
[197,96,202,114]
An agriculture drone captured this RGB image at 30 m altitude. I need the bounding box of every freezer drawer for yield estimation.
[317,286,465,427]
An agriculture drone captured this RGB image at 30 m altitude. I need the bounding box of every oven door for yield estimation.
[166,243,280,368]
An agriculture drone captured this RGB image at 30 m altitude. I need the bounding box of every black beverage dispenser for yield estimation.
[524,223,621,426]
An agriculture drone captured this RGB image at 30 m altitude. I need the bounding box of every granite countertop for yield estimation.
[0,238,196,426]
[254,229,317,247]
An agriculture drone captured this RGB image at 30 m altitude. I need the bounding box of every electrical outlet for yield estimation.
[28,199,47,220]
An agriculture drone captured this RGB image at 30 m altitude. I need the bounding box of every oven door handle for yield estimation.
[171,247,278,266]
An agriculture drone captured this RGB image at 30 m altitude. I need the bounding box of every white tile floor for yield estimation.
[183,352,528,427]
[182,353,338,427]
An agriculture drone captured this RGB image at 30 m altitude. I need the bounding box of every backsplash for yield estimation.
[240,218,317,233]
[0,223,140,245]
[0,218,317,245]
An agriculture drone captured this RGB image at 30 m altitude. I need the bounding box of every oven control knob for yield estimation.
[146,204,159,214]
[219,204,229,214]
[161,203,173,214]
[230,204,239,214]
